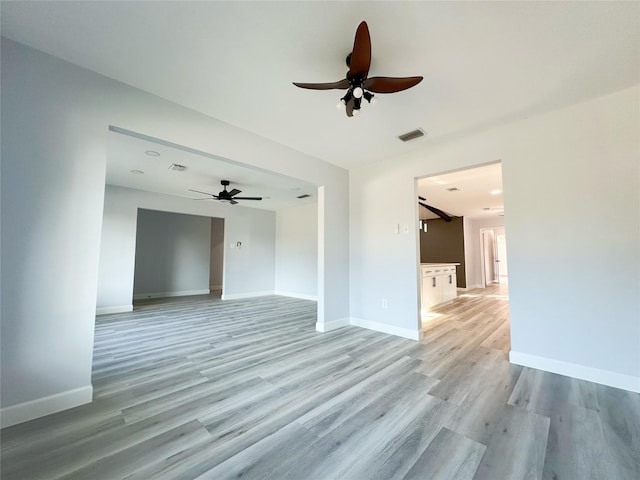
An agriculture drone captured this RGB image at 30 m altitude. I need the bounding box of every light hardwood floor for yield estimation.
[2,285,639,479]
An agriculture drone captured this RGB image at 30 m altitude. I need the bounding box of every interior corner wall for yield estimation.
[1,38,349,425]
[133,209,212,299]
[275,202,318,300]
[350,85,640,391]
[419,217,466,288]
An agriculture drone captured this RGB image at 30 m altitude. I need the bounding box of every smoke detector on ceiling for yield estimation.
[168,163,187,172]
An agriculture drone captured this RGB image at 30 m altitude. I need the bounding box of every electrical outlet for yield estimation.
[381,298,388,309]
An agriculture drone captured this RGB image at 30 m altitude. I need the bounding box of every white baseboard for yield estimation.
[0,385,93,428]
[133,289,210,300]
[316,317,350,332]
[275,291,318,302]
[221,290,275,300]
[96,304,133,316]
[509,351,640,393]
[209,285,222,291]
[349,317,423,341]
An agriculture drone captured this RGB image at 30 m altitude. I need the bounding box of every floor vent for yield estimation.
[398,128,425,142]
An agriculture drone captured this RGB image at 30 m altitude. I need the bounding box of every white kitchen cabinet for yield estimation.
[420,263,459,311]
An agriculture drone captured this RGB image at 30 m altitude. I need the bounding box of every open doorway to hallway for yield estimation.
[416,162,509,333]
[480,227,508,287]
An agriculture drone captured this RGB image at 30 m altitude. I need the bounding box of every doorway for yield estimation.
[416,161,509,331]
[133,209,225,302]
[480,227,508,287]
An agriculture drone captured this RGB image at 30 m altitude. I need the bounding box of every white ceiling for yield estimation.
[107,129,317,210]
[2,1,638,172]
[417,163,504,220]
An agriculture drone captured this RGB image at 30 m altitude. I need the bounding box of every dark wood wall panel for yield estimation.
[420,217,466,288]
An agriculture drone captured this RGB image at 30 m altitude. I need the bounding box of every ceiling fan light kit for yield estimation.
[293,21,423,117]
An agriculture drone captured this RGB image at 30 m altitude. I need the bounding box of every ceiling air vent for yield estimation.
[297,194,311,199]
[398,128,425,142]
[168,163,187,172]
[447,187,460,192]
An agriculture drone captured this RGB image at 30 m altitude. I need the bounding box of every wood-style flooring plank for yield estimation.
[402,427,486,480]
[2,288,639,479]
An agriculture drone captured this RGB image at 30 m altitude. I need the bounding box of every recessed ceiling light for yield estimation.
[490,189,502,195]
[130,169,144,174]
[145,150,160,156]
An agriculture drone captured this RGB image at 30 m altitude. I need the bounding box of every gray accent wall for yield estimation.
[210,217,225,290]
[133,209,212,298]
[420,217,467,288]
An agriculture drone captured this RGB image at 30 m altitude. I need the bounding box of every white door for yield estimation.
[482,230,495,286]
[495,233,508,283]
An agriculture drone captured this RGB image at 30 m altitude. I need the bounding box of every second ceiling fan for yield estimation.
[293,21,423,117]
[189,180,262,205]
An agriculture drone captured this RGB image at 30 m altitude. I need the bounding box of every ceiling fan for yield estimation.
[419,196,452,222]
[293,21,423,117]
[189,180,262,205]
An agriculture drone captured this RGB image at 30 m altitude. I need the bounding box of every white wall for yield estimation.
[133,209,212,299]
[350,86,640,391]
[464,216,506,289]
[210,217,224,290]
[97,185,276,310]
[0,38,349,426]
[275,203,318,300]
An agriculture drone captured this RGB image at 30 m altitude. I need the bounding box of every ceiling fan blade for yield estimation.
[419,201,452,222]
[345,97,355,117]
[348,21,371,79]
[364,76,423,93]
[193,198,216,201]
[233,197,263,201]
[228,188,242,197]
[188,189,216,196]
[293,79,350,90]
